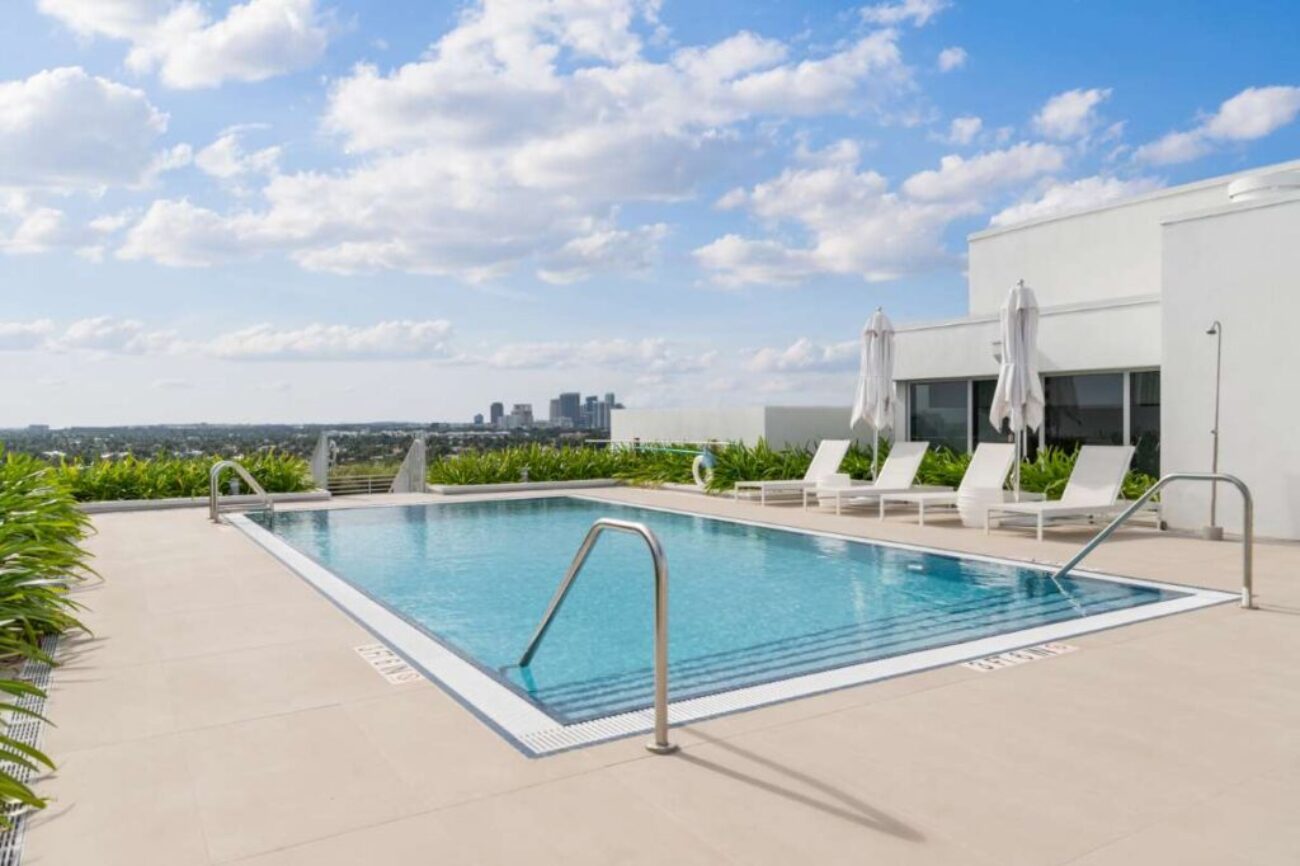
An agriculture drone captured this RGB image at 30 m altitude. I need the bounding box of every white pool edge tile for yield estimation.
[227,509,1236,757]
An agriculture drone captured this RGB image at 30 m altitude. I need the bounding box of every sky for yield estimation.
[2,0,1298,427]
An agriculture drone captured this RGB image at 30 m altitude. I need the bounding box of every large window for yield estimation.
[1130,370,1160,475]
[972,378,1034,459]
[1044,373,1124,451]
[909,381,967,454]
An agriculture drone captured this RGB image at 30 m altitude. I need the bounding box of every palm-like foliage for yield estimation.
[49,451,312,501]
[0,450,91,825]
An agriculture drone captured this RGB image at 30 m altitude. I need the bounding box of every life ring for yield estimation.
[691,451,716,489]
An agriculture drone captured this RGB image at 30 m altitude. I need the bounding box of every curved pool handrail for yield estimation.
[209,459,274,524]
[518,517,676,754]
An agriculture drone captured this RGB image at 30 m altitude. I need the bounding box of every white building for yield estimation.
[892,160,1300,540]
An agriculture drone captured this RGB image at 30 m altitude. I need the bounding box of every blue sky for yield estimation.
[2,0,1298,425]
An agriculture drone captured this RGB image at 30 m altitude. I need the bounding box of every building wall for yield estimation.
[611,406,865,450]
[893,296,1161,383]
[968,181,1240,314]
[1159,195,1300,539]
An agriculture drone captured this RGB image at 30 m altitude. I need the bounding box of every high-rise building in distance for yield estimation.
[489,402,504,428]
[558,392,581,427]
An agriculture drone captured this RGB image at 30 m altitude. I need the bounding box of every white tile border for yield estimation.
[228,500,1235,757]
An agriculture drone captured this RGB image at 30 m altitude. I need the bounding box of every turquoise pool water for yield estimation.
[254,498,1183,723]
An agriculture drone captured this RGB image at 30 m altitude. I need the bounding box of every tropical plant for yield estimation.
[0,449,91,824]
[48,451,312,502]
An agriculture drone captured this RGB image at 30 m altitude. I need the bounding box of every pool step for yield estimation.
[533,589,1154,723]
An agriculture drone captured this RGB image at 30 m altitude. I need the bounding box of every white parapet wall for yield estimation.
[612,406,866,450]
[1160,193,1300,540]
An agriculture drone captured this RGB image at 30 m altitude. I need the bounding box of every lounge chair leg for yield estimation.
[984,510,991,535]
[761,489,766,507]
[836,495,842,516]
[1037,513,1044,542]
[878,498,885,521]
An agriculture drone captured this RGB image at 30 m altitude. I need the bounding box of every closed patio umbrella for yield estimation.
[851,308,895,480]
[989,280,1044,499]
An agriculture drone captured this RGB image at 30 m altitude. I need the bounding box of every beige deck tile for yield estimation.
[182,705,424,863]
[23,734,209,866]
[162,635,412,731]
[42,660,176,753]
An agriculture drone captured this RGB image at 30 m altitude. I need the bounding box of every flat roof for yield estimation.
[968,156,1300,242]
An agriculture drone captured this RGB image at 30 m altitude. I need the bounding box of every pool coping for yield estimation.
[226,496,1236,757]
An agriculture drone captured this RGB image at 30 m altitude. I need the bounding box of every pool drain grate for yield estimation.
[355,644,424,685]
[962,642,1077,672]
[0,635,58,866]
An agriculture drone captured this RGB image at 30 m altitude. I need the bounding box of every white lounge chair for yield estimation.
[876,442,1017,525]
[983,444,1160,541]
[807,441,947,514]
[733,439,851,505]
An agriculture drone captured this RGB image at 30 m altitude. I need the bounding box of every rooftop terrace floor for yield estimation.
[25,487,1300,865]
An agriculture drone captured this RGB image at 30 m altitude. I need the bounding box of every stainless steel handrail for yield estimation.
[518,518,676,754]
[1050,472,1254,608]
[209,459,275,523]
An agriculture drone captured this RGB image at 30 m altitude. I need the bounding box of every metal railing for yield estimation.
[1050,472,1254,608]
[518,518,676,754]
[208,460,274,523]
[327,474,398,496]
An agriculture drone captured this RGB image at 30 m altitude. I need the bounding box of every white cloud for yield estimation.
[1,208,74,254]
[195,132,281,179]
[745,337,857,372]
[53,316,182,354]
[989,175,1163,227]
[860,0,949,27]
[695,141,978,286]
[0,67,168,190]
[479,338,716,373]
[901,142,1066,201]
[1135,85,1300,165]
[937,46,966,72]
[0,320,55,350]
[208,320,454,360]
[119,2,914,283]
[1032,87,1111,141]
[944,115,982,145]
[39,0,332,89]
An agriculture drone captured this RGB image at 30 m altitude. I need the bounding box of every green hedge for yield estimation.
[45,452,313,502]
[427,441,1157,499]
[0,450,91,823]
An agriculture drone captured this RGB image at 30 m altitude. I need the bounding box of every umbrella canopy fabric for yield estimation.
[851,308,895,433]
[989,281,1044,435]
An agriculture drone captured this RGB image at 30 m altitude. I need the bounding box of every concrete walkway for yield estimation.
[24,489,1300,865]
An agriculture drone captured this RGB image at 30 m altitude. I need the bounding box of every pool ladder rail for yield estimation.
[1051,472,1254,609]
[518,518,677,755]
[208,459,275,524]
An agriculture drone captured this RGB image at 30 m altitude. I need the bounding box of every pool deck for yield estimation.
[26,486,1300,865]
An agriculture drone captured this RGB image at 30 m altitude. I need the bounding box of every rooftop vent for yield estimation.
[1226,168,1300,203]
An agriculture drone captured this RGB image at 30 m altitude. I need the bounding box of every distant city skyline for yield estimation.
[2,0,1298,425]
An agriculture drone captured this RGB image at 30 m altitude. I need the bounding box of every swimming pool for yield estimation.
[234,496,1233,754]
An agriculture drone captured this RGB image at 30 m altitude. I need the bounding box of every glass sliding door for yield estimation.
[908,381,967,454]
[1129,370,1160,475]
[1043,373,1124,451]
[972,378,1035,459]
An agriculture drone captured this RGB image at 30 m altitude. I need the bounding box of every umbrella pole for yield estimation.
[872,429,879,480]
[1014,428,1022,502]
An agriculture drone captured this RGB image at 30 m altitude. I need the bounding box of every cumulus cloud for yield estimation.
[208,320,454,360]
[118,1,914,283]
[860,0,949,27]
[745,337,857,372]
[38,0,332,89]
[0,67,169,190]
[0,320,56,350]
[695,141,981,286]
[195,131,281,179]
[937,46,966,72]
[901,142,1066,201]
[1032,87,1111,141]
[1135,85,1300,165]
[943,115,982,145]
[53,316,183,354]
[989,175,1163,227]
